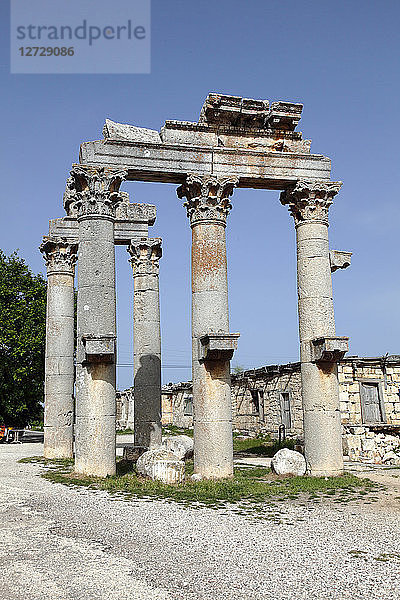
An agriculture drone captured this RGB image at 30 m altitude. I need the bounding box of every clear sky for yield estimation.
[1,0,400,389]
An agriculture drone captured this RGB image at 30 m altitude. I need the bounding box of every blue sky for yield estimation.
[1,0,400,388]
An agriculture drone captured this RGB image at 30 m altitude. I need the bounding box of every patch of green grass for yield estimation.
[19,456,377,511]
[162,425,194,438]
[233,435,297,457]
[116,428,135,435]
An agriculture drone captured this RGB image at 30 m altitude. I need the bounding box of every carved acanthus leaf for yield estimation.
[64,165,128,218]
[280,179,342,225]
[177,174,239,226]
[40,237,78,275]
[127,238,162,276]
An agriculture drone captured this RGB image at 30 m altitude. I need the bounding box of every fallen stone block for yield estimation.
[382,451,400,465]
[122,445,147,461]
[136,448,185,484]
[271,448,306,476]
[162,435,194,460]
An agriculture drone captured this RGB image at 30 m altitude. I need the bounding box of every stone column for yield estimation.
[281,179,348,476]
[40,237,77,459]
[67,165,127,477]
[177,175,240,479]
[127,238,162,449]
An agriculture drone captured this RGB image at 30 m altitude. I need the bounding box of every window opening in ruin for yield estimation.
[280,392,292,429]
[258,390,264,421]
[183,394,193,416]
[360,381,385,423]
[250,390,260,415]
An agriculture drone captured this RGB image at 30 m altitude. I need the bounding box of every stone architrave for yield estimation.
[40,237,78,459]
[127,238,162,449]
[177,174,240,479]
[281,179,347,476]
[80,94,331,185]
[68,165,127,477]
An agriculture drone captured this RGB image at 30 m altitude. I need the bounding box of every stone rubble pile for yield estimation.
[343,426,400,464]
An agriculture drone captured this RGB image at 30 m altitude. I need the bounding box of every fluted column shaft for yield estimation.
[67,165,126,477]
[40,238,77,459]
[178,175,239,479]
[281,180,344,476]
[128,239,162,449]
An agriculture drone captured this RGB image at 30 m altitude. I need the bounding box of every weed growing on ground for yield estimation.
[374,553,400,562]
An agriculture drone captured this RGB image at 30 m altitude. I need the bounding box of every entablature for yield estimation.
[49,199,155,246]
[79,93,332,190]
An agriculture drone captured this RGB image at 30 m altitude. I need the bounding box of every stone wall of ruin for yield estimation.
[117,357,400,456]
[231,370,303,438]
[338,362,400,425]
[161,384,193,429]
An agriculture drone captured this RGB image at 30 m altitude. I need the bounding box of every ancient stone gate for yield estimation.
[41,93,350,479]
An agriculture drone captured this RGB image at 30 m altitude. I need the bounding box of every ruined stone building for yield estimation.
[41,92,364,478]
[118,354,400,464]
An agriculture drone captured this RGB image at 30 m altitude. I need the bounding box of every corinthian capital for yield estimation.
[177,174,239,226]
[127,238,162,276]
[280,179,342,226]
[40,237,78,276]
[64,165,128,218]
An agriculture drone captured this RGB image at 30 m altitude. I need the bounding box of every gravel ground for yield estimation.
[1,443,399,600]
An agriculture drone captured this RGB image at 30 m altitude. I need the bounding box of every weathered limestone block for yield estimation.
[348,426,366,435]
[162,435,194,460]
[271,448,306,476]
[344,425,400,463]
[361,438,375,452]
[329,250,352,272]
[340,401,349,412]
[346,434,362,449]
[136,448,184,483]
[103,119,161,143]
[382,451,400,465]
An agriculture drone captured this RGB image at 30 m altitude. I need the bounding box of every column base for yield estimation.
[193,420,234,480]
[44,426,73,460]
[74,415,116,477]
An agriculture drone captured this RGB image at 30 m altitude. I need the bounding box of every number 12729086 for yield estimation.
[19,47,75,56]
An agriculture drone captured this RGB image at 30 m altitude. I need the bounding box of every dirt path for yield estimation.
[1,443,399,600]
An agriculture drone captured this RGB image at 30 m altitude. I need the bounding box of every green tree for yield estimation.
[0,250,46,427]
